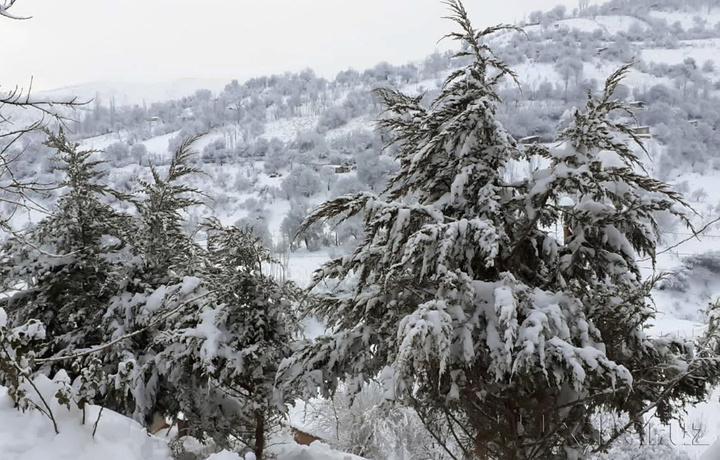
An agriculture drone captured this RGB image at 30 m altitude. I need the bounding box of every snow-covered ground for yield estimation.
[0,377,171,460]
[649,9,720,31]
[0,374,363,460]
[642,40,720,76]
[261,116,321,143]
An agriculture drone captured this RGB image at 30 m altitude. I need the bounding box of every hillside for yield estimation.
[5,0,720,459]
[38,78,229,108]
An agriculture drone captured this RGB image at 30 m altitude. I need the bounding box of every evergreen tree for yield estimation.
[154,219,298,458]
[100,136,206,425]
[135,134,205,285]
[522,63,717,454]
[97,137,297,457]
[0,129,133,368]
[280,2,717,459]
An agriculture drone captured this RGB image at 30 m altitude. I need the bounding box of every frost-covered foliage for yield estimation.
[0,308,47,413]
[302,381,454,459]
[151,219,298,458]
[658,252,720,293]
[700,299,720,360]
[0,133,298,460]
[0,130,134,367]
[280,2,718,459]
[134,135,205,286]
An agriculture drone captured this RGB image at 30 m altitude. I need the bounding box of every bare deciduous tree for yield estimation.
[0,0,86,231]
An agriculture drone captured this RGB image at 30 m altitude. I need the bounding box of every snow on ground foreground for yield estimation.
[0,379,171,460]
[0,373,361,460]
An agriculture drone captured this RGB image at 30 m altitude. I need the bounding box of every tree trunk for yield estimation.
[254,411,265,460]
[475,430,489,459]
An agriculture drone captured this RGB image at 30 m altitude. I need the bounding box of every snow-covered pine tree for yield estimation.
[134,134,205,285]
[0,129,133,370]
[521,62,717,454]
[100,136,207,425]
[153,219,298,459]
[280,2,717,459]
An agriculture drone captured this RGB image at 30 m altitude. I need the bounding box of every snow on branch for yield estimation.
[0,0,30,20]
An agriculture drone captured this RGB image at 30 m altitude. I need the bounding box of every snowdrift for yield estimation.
[0,383,171,460]
[0,378,364,460]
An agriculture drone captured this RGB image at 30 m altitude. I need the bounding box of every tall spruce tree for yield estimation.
[0,129,133,369]
[280,2,717,459]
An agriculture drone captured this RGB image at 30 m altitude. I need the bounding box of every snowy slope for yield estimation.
[649,9,720,30]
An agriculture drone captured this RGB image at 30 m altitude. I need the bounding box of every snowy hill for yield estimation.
[38,78,228,107]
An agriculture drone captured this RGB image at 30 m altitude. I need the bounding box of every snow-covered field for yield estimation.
[642,40,720,73]
[0,377,171,460]
[649,9,720,31]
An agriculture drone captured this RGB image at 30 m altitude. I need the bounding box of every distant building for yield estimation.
[519,135,542,145]
[320,163,352,174]
[633,126,651,138]
[147,116,162,129]
[627,101,646,110]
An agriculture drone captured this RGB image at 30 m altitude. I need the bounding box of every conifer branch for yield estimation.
[35,292,210,364]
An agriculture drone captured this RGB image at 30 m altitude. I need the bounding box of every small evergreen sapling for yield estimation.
[100,136,207,425]
[154,219,298,459]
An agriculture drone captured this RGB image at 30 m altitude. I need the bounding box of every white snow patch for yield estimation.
[0,384,171,460]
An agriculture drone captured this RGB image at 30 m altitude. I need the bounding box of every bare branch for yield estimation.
[0,0,30,20]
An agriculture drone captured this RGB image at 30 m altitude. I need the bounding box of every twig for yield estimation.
[640,216,720,263]
[92,406,104,437]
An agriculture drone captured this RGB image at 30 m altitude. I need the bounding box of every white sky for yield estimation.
[1,0,598,91]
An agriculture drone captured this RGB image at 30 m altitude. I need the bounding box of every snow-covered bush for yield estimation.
[303,382,453,459]
[280,166,323,199]
[658,252,720,293]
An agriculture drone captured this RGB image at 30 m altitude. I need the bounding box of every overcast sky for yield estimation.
[1,0,596,91]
